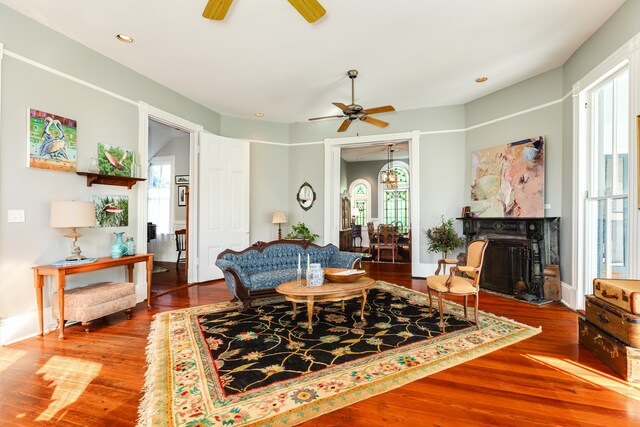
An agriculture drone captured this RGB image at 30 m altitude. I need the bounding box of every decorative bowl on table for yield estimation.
[324,268,366,283]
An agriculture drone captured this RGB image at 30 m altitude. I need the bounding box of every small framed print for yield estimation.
[178,185,188,207]
[175,175,189,185]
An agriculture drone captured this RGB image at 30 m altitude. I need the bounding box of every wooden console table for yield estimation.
[33,254,154,340]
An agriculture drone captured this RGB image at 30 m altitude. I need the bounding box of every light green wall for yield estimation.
[345,160,387,218]
[0,4,219,324]
[153,137,190,223]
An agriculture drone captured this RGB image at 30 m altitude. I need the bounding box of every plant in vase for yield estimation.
[423,215,465,260]
[285,222,319,243]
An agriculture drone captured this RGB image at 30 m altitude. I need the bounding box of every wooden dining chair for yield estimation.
[425,239,488,330]
[367,222,378,256]
[175,229,187,268]
[377,224,399,262]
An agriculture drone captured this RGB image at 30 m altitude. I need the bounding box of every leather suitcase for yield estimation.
[593,278,640,314]
[585,295,640,347]
[578,317,640,383]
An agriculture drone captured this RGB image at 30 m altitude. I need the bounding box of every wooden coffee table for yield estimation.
[276,277,376,333]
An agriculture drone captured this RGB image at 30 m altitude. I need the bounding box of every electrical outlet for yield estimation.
[8,209,25,223]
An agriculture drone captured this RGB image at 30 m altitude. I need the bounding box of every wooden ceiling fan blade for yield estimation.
[337,120,352,132]
[332,102,350,112]
[308,114,345,121]
[363,105,395,115]
[288,0,326,23]
[361,116,389,128]
[202,0,233,20]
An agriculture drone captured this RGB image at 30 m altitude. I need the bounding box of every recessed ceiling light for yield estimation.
[254,112,264,117]
[475,77,488,83]
[116,34,134,43]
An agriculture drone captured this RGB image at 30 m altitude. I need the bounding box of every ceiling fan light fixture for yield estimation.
[116,34,133,43]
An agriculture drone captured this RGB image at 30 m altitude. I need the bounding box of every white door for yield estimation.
[197,132,250,282]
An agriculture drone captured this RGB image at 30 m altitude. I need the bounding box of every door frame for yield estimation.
[323,130,421,276]
[138,102,203,284]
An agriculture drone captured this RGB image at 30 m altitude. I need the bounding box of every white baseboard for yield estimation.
[0,306,56,346]
[1,281,149,346]
[411,262,438,279]
[560,280,576,310]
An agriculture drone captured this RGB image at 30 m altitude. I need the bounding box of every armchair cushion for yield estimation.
[426,275,477,294]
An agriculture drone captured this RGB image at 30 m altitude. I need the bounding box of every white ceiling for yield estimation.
[1,0,625,124]
[341,141,409,163]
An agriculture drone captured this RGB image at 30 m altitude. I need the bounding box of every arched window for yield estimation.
[349,179,371,226]
[378,161,410,233]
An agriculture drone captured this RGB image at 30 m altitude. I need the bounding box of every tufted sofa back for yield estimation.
[218,241,338,275]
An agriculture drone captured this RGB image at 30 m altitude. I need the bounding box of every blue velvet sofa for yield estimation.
[215,240,363,310]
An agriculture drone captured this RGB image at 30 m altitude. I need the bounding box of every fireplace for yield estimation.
[460,217,559,301]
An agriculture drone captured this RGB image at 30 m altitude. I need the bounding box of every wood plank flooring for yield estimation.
[1,261,639,426]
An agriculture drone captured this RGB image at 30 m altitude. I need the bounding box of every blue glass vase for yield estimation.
[110,232,127,259]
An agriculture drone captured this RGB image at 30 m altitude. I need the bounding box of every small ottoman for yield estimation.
[52,281,136,332]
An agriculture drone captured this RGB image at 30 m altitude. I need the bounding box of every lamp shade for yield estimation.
[50,201,97,228]
[272,211,287,224]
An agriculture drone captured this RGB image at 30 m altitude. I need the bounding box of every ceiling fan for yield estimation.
[309,70,395,132]
[202,0,326,23]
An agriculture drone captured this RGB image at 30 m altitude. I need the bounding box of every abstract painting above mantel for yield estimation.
[470,136,544,218]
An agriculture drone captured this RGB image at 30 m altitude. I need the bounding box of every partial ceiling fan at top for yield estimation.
[202,0,326,23]
[309,70,395,132]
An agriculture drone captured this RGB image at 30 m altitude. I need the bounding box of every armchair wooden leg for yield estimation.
[427,286,433,313]
[437,294,445,330]
[475,294,480,329]
[463,295,468,319]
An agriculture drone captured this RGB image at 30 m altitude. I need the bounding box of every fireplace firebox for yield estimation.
[460,217,559,301]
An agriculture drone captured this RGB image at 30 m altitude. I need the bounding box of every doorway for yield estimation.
[324,130,421,276]
[147,119,191,290]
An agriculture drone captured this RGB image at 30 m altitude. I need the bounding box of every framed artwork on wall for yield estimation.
[470,136,545,218]
[27,108,78,172]
[178,185,188,207]
[98,143,134,177]
[175,175,189,185]
[90,195,129,227]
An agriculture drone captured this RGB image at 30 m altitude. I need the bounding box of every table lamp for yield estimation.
[272,211,287,240]
[50,201,97,260]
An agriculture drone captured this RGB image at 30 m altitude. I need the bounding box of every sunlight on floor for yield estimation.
[0,347,27,375]
[525,354,640,400]
[35,355,102,422]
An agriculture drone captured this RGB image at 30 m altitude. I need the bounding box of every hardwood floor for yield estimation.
[1,261,639,426]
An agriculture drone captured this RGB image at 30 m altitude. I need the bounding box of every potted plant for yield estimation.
[423,216,465,259]
[285,222,319,243]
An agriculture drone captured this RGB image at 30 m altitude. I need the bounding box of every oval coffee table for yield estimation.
[276,277,376,333]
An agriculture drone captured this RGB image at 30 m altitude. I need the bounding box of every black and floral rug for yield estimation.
[139,281,540,427]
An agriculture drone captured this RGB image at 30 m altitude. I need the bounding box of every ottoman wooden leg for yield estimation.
[81,321,93,332]
[124,308,133,319]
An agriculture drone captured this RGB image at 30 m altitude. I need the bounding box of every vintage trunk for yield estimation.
[585,295,640,347]
[578,317,640,383]
[593,279,640,315]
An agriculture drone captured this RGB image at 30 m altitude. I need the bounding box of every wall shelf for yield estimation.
[76,172,145,189]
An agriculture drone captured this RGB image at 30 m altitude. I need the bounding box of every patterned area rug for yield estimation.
[138,281,540,426]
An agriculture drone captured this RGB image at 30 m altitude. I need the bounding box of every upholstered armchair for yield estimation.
[425,239,488,330]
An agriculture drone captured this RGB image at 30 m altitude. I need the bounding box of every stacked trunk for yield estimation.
[579,279,640,383]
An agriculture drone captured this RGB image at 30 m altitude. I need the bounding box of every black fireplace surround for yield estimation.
[460,217,560,301]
